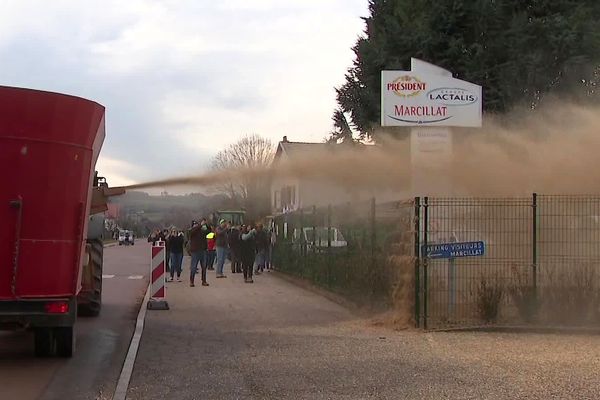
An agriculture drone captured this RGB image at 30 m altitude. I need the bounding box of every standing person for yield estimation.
[240,225,256,283]
[228,224,242,274]
[206,227,216,271]
[214,219,229,279]
[254,223,269,275]
[188,220,209,287]
[147,228,160,245]
[168,228,184,282]
[162,229,171,275]
[158,229,167,244]
[266,224,276,271]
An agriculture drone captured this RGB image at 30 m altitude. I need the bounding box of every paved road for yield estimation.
[128,269,600,400]
[0,242,149,400]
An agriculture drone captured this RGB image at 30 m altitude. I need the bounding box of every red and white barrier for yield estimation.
[148,240,169,310]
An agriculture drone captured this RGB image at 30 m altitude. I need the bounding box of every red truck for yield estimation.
[0,86,123,357]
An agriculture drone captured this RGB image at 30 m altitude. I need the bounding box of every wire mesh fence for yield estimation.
[272,199,415,308]
[272,194,600,330]
[419,194,600,329]
[418,197,533,329]
[536,195,600,326]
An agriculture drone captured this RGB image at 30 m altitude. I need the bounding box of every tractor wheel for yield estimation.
[34,328,54,357]
[55,326,75,358]
[78,239,103,317]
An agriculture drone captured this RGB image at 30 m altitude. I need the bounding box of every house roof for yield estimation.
[274,138,379,161]
[275,140,331,159]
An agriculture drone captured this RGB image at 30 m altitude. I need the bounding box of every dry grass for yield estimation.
[475,277,504,323]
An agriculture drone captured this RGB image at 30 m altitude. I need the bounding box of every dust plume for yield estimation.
[122,102,600,197]
[449,102,600,195]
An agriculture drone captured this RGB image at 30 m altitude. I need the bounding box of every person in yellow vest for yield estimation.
[206,228,217,271]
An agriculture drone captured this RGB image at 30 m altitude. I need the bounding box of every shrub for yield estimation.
[476,278,504,323]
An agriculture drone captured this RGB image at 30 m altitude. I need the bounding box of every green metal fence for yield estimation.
[272,199,415,307]
[273,195,600,330]
[417,196,533,329]
[417,194,600,329]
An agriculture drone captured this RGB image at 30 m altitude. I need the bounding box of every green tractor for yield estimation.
[209,210,246,226]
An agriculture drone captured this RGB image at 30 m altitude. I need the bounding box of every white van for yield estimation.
[293,227,347,250]
[118,230,135,246]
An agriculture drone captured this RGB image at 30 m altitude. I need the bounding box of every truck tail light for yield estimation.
[45,301,69,314]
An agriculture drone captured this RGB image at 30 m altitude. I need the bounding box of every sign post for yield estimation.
[382,59,483,324]
[447,235,457,318]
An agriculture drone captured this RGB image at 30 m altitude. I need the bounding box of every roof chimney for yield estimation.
[282,135,288,143]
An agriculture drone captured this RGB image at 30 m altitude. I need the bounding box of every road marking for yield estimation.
[113,283,150,400]
[128,275,144,280]
[102,274,115,279]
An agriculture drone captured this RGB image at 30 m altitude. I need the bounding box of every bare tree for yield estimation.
[210,134,274,218]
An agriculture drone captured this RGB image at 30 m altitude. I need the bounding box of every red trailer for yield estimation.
[0,86,122,357]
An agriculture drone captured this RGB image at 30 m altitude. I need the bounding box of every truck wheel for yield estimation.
[54,327,75,358]
[78,239,103,317]
[34,328,54,357]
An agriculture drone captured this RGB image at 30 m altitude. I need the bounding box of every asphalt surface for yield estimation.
[0,241,149,400]
[128,267,600,400]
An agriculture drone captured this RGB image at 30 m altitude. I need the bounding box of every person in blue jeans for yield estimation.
[215,219,229,278]
[188,220,209,287]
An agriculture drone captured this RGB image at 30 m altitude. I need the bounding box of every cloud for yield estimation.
[95,157,141,187]
[0,0,367,187]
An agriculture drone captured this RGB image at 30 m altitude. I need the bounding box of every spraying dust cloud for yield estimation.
[122,103,600,197]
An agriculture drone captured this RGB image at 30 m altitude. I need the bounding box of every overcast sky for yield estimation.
[1,0,367,187]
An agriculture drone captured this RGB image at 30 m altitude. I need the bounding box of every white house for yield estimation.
[270,136,401,215]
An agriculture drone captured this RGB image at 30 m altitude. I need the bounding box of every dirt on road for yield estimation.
[127,268,600,400]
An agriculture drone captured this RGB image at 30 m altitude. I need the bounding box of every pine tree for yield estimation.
[335,0,600,139]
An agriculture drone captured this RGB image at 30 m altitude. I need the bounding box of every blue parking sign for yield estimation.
[422,241,485,259]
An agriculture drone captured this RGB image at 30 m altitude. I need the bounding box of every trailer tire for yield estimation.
[55,326,75,358]
[34,328,54,357]
[78,239,103,317]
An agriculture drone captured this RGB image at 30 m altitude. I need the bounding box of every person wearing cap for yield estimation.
[214,219,229,278]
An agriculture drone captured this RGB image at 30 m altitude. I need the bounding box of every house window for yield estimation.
[281,187,291,207]
[280,185,296,211]
[291,185,296,206]
[274,191,281,209]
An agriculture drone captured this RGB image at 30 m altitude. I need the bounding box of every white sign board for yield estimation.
[381,70,482,127]
[410,127,452,167]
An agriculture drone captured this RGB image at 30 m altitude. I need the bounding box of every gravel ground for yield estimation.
[127,267,600,399]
